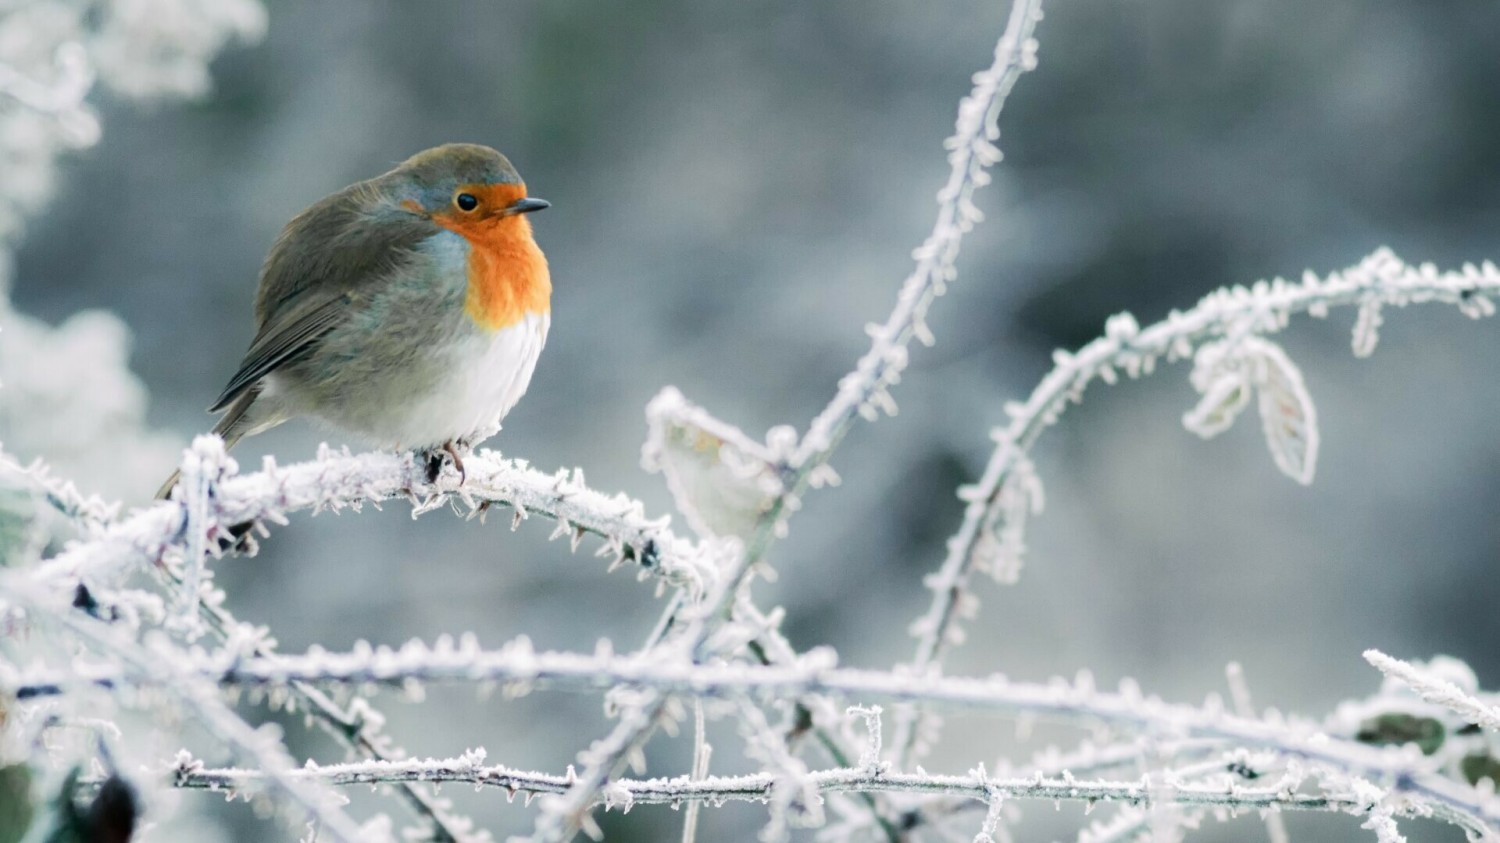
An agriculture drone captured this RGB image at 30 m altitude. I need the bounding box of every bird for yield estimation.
[156,143,551,500]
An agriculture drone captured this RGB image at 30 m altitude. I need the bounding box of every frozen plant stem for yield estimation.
[793,0,1045,473]
[1365,650,1500,732]
[527,3,1049,835]
[1,581,367,842]
[164,760,1418,823]
[892,249,1500,767]
[8,0,1500,840]
[20,637,1500,835]
[34,444,698,596]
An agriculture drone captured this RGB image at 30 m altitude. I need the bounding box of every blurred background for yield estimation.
[6,0,1500,839]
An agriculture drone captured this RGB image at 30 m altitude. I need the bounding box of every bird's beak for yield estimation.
[504,197,551,216]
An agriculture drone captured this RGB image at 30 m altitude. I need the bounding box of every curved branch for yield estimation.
[893,249,1500,765]
[33,443,704,595]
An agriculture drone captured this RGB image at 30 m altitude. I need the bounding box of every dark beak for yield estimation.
[505,197,551,216]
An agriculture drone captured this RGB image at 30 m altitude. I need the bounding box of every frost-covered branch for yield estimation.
[1365,650,1500,733]
[188,584,489,842]
[0,579,371,842]
[162,755,1420,824]
[0,452,120,533]
[6,0,1499,840]
[33,438,705,597]
[893,249,1500,766]
[568,2,1050,836]
[13,633,1500,834]
[792,0,1044,471]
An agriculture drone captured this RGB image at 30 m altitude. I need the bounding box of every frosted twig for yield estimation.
[0,452,120,533]
[1225,663,1291,843]
[529,695,663,841]
[1,579,369,842]
[172,437,221,636]
[894,249,1500,766]
[562,0,1050,832]
[680,700,710,843]
[8,638,1491,767]
[12,634,1500,835]
[736,697,822,841]
[34,442,702,596]
[150,533,485,843]
[792,0,1045,470]
[164,756,1434,825]
[1364,650,1500,732]
[558,3,1050,831]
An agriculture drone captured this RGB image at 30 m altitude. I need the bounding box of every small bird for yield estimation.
[157,143,551,499]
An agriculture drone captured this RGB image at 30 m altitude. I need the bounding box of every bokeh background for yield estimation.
[8,0,1500,839]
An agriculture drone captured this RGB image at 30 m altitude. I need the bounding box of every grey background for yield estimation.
[11,1,1500,839]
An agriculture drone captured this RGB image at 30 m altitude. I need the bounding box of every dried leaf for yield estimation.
[1249,339,1319,485]
[1182,339,1252,439]
[1183,372,1252,439]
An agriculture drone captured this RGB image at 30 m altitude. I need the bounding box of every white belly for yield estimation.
[374,312,549,449]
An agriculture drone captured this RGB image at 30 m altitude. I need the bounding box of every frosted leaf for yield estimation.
[1183,371,1252,439]
[1182,338,1318,484]
[1250,339,1319,485]
[642,387,783,539]
[1182,339,1253,439]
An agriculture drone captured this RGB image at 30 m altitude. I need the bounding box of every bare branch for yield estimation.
[34,442,704,598]
[894,249,1500,765]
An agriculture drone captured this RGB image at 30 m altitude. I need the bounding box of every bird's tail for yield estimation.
[154,390,262,501]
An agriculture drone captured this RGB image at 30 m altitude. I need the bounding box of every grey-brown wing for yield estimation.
[209,179,437,413]
[207,292,349,412]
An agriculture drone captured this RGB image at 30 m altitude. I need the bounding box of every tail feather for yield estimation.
[154,389,261,501]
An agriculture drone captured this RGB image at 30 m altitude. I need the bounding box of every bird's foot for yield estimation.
[424,451,444,484]
[443,441,468,484]
[420,441,469,485]
[217,521,257,555]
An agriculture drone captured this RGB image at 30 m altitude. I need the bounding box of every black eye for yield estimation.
[455,193,479,212]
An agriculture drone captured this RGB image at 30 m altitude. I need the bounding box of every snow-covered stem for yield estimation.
[892,249,1500,766]
[1365,649,1500,732]
[529,694,665,841]
[680,700,710,843]
[1,580,369,843]
[1225,662,1291,843]
[12,633,1500,834]
[792,0,1044,470]
[143,505,483,843]
[0,452,120,533]
[545,1,1050,829]
[164,756,1425,823]
[33,443,701,596]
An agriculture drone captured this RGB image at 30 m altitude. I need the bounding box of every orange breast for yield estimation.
[430,184,552,331]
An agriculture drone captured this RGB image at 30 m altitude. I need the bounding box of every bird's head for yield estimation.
[388,143,550,232]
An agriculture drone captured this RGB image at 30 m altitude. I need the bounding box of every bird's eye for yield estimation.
[455,193,479,212]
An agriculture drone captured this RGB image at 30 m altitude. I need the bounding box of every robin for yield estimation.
[157,143,551,499]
